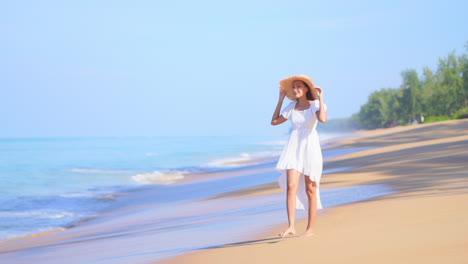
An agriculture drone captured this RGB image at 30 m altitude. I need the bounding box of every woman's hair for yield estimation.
[301,81,316,100]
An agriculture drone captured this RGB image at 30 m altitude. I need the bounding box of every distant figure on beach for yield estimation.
[271,74,328,238]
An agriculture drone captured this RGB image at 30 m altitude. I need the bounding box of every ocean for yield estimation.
[0,134,306,241]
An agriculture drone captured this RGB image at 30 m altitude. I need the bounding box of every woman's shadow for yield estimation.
[199,236,292,250]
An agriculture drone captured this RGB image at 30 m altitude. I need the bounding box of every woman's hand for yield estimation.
[315,87,324,101]
[315,86,328,123]
[272,89,288,126]
[279,89,287,101]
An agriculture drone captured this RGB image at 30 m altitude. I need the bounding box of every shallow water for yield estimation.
[0,135,288,240]
[0,133,353,241]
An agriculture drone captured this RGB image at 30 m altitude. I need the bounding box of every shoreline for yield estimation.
[0,131,355,244]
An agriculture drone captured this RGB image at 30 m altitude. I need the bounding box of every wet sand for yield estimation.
[161,119,468,264]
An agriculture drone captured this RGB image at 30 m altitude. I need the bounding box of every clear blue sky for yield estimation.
[2,0,467,137]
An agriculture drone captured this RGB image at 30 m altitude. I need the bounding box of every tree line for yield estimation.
[352,43,468,129]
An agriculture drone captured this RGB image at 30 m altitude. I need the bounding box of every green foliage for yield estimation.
[356,88,401,129]
[355,43,468,129]
[423,116,452,124]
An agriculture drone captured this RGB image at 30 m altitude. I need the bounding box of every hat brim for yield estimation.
[279,74,318,101]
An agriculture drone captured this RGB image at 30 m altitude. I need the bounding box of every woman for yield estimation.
[271,74,328,238]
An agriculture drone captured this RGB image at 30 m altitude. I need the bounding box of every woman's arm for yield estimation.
[271,90,288,126]
[315,87,328,123]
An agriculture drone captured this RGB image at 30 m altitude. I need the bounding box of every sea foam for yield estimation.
[205,150,281,168]
[131,170,186,185]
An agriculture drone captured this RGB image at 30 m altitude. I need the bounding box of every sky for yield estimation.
[2,0,468,137]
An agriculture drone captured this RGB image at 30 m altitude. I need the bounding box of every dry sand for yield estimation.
[161,119,468,264]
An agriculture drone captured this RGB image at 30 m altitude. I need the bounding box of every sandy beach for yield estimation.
[1,119,467,264]
[161,119,468,264]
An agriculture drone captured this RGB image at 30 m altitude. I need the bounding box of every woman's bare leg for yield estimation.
[299,175,317,237]
[279,169,300,238]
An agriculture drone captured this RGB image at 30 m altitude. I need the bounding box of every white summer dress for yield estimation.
[276,100,324,210]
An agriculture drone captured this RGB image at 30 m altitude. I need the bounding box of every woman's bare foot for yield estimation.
[278,227,296,238]
[298,229,316,238]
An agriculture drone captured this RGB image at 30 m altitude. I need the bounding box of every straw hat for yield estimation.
[279,74,318,101]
